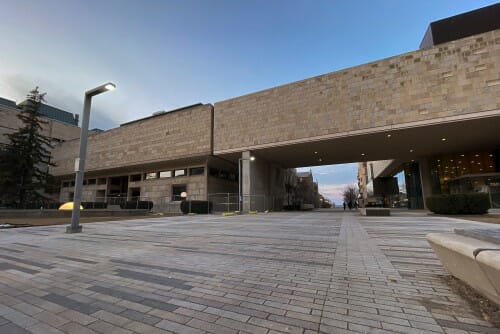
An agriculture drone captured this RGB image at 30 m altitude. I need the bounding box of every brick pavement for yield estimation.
[0,211,499,333]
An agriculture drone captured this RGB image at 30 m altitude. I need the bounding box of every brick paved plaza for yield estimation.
[0,211,499,334]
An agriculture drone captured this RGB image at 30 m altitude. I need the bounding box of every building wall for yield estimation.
[51,104,213,176]
[214,30,500,154]
[59,161,209,204]
[0,105,80,147]
[206,156,238,195]
[370,160,395,179]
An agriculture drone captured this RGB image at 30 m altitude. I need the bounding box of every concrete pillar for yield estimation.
[418,158,433,210]
[240,151,286,212]
[242,151,252,212]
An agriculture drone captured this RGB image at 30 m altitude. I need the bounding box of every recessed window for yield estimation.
[145,172,158,180]
[88,179,96,185]
[97,178,107,185]
[130,174,141,182]
[62,181,69,187]
[159,171,173,178]
[189,167,204,176]
[174,169,187,177]
[172,184,187,201]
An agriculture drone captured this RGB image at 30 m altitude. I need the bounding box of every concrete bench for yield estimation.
[427,228,500,305]
[359,208,391,216]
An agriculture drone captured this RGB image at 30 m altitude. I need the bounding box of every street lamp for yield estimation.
[238,156,255,212]
[67,82,116,233]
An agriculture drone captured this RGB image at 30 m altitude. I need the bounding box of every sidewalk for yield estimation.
[0,211,498,333]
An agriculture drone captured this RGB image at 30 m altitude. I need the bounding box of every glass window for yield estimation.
[145,172,157,180]
[190,167,204,176]
[159,171,173,178]
[88,179,97,185]
[174,169,186,177]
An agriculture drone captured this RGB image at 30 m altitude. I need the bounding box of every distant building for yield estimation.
[0,96,80,148]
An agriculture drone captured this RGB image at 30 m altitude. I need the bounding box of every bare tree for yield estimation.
[342,185,359,206]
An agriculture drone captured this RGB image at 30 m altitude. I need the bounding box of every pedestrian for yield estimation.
[343,202,346,210]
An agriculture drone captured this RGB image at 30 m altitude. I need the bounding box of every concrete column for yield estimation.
[242,151,252,211]
[418,158,433,210]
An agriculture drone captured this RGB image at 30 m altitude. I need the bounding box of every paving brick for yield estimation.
[0,322,32,334]
[156,319,204,334]
[58,322,99,334]
[215,317,268,334]
[26,322,65,334]
[91,310,132,327]
[2,211,499,334]
[33,311,70,328]
[88,319,133,334]
[248,316,304,334]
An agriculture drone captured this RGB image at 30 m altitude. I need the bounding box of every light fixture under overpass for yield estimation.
[67,82,116,234]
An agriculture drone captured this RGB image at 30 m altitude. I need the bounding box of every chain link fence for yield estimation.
[1,193,286,214]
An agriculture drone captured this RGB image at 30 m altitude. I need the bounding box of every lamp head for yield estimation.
[86,82,116,97]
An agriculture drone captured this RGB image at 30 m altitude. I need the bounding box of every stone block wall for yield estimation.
[214,30,500,154]
[51,104,213,176]
[0,105,80,146]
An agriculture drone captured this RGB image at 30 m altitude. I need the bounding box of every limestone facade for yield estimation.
[214,30,500,154]
[51,103,213,175]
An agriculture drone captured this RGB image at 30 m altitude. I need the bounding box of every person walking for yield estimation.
[343,202,346,210]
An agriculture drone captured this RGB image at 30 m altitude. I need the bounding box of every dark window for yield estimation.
[97,178,107,185]
[209,168,219,177]
[62,181,69,187]
[218,170,228,179]
[70,181,75,187]
[190,167,205,176]
[130,174,141,182]
[172,184,187,201]
[88,178,96,185]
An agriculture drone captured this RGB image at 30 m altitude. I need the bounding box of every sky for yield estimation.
[0,0,496,205]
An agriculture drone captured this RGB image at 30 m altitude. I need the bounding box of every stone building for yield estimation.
[46,4,499,211]
[358,4,500,209]
[50,104,244,210]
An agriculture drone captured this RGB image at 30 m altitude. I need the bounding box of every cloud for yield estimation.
[318,183,358,206]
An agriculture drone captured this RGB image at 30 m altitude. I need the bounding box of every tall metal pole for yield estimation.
[238,158,242,212]
[67,95,91,233]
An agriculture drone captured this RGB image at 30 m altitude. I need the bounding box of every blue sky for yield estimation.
[0,0,496,204]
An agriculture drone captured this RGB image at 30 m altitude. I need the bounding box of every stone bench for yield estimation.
[359,208,391,216]
[427,228,500,305]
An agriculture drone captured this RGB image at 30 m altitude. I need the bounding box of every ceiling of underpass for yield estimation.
[219,114,500,169]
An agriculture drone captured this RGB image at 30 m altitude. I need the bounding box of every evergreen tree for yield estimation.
[0,87,55,208]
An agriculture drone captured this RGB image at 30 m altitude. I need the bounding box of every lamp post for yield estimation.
[238,156,255,212]
[67,82,115,233]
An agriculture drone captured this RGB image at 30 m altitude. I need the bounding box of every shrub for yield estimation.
[180,200,212,214]
[426,193,490,215]
[81,202,108,209]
